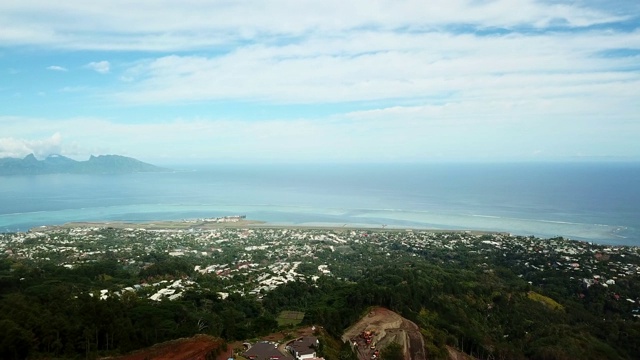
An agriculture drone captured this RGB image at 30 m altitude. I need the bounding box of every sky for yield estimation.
[1,0,639,164]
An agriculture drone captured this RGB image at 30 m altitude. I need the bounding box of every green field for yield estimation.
[277,310,305,327]
[528,291,564,311]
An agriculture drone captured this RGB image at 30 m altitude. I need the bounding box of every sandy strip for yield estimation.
[33,219,505,235]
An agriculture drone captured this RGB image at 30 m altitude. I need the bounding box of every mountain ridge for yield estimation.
[0,153,167,175]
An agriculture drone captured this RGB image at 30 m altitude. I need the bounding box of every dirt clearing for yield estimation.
[342,307,426,360]
[105,334,230,360]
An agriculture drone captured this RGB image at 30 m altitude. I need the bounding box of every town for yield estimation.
[3,221,640,359]
[2,223,640,312]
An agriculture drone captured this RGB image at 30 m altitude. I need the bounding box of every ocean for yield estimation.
[1,162,639,246]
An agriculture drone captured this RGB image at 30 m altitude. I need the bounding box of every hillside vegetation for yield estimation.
[1,227,640,359]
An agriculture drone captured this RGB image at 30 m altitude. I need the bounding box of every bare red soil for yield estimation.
[261,325,316,342]
[105,334,231,360]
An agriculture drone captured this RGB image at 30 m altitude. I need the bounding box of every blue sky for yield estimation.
[1,0,639,164]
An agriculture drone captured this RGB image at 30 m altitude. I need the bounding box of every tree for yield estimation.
[0,319,33,360]
[381,342,403,360]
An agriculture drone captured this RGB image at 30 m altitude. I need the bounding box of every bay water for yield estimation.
[1,162,638,246]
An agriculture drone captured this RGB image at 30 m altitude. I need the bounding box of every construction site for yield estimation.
[342,307,427,360]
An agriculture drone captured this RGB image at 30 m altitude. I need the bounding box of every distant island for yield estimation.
[0,154,167,175]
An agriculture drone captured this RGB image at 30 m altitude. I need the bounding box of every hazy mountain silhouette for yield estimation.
[0,154,167,175]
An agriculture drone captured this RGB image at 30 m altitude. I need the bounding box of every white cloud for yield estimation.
[114,29,640,106]
[0,132,64,159]
[46,65,67,72]
[85,61,110,74]
[0,1,628,51]
[1,116,432,162]
[1,1,638,163]
[2,110,639,163]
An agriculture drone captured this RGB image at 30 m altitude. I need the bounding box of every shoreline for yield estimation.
[31,218,508,236]
[14,214,635,246]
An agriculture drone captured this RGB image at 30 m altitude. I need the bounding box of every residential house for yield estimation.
[286,337,319,360]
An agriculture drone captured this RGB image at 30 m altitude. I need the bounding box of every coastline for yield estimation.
[32,218,508,237]
[13,213,634,246]
[3,163,638,246]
